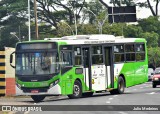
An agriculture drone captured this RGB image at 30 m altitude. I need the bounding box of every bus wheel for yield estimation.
[82,92,93,97]
[31,95,46,102]
[110,76,125,94]
[68,80,82,99]
[117,76,125,94]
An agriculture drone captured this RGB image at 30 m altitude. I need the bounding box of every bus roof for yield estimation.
[44,34,146,45]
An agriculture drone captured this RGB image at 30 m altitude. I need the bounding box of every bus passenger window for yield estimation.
[61,52,72,67]
[125,44,135,62]
[74,47,82,65]
[125,44,134,52]
[114,54,124,62]
[135,44,145,61]
[92,55,103,64]
[114,45,124,63]
[92,46,103,64]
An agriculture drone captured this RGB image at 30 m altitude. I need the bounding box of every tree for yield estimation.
[147,0,160,16]
[0,0,29,49]
[139,32,159,48]
[123,24,143,38]
[99,0,135,8]
[138,16,160,33]
[137,0,160,16]
[36,0,87,29]
[109,0,135,6]
[138,16,160,46]
[78,24,98,35]
[99,0,109,8]
[148,47,160,68]
[102,23,126,36]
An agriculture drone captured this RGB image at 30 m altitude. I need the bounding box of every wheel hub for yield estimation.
[74,85,80,96]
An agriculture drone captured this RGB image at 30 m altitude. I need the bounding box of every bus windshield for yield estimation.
[16,51,59,75]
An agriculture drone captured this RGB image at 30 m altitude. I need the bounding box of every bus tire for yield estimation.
[110,76,125,94]
[31,95,46,102]
[82,92,93,97]
[110,89,117,95]
[68,80,82,99]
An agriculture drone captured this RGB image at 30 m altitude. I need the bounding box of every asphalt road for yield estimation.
[1,81,160,114]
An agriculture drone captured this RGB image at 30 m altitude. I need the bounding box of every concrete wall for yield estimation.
[5,47,15,96]
[0,47,15,96]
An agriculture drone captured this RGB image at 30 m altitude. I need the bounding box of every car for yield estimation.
[152,67,160,88]
[148,68,154,81]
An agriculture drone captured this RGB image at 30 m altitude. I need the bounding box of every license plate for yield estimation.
[31,90,39,93]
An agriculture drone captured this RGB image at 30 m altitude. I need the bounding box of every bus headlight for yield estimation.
[49,79,59,88]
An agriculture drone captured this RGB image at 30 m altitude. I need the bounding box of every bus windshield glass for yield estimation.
[16,51,59,75]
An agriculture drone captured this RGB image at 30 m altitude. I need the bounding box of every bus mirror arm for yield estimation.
[10,52,15,68]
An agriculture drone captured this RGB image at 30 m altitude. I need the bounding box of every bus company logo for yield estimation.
[2,106,11,111]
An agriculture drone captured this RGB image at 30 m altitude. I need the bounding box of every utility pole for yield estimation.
[34,0,39,39]
[28,0,31,41]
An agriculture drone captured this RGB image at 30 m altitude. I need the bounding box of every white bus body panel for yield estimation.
[91,65,106,91]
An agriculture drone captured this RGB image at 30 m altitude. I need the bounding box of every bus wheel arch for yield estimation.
[68,79,82,99]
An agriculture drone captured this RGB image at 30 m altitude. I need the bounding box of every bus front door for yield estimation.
[82,48,92,91]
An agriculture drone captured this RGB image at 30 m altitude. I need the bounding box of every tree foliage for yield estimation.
[148,47,160,69]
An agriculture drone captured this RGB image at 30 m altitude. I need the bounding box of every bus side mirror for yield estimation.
[10,52,15,68]
[10,54,13,63]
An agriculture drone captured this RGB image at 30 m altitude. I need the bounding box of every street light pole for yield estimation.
[34,0,39,39]
[58,21,74,35]
[83,7,101,34]
[83,7,108,34]
[10,32,21,42]
[28,0,31,41]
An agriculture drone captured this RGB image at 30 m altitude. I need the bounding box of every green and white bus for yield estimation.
[10,34,148,102]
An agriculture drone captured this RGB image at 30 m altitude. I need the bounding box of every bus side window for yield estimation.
[92,46,103,64]
[125,44,135,61]
[61,51,72,67]
[135,44,145,61]
[114,45,124,63]
[74,47,82,65]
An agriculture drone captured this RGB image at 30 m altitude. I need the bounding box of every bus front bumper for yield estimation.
[16,84,61,96]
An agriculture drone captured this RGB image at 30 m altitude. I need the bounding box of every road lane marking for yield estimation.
[140,87,144,89]
[113,95,118,97]
[118,112,128,114]
[147,92,156,95]
[133,89,137,91]
[109,98,113,100]
[106,97,114,104]
[106,101,111,104]
[145,86,150,87]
